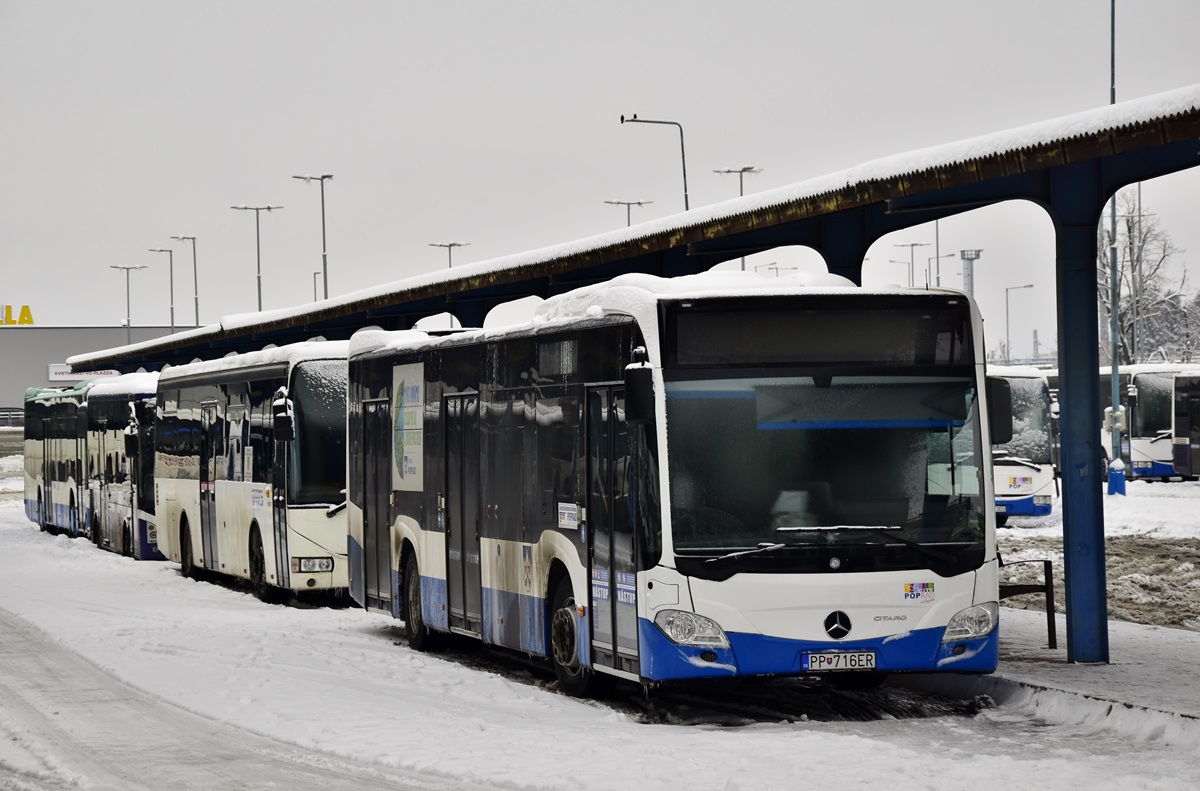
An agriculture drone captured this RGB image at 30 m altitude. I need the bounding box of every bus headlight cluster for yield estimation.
[1033,496,1052,505]
[292,557,334,573]
[942,602,998,641]
[653,610,730,648]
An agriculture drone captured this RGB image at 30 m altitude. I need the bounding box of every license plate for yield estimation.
[994,504,1007,513]
[802,651,876,672]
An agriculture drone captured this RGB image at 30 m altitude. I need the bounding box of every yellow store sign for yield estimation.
[2,305,34,325]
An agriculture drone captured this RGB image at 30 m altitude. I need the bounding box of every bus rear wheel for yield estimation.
[550,575,600,698]
[121,520,132,557]
[179,519,195,578]
[403,553,446,652]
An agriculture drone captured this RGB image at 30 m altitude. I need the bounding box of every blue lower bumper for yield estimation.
[996,496,1052,517]
[1130,460,1178,479]
[637,618,999,681]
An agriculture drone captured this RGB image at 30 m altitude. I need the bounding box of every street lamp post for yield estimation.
[293,173,333,299]
[148,248,175,333]
[170,235,199,326]
[1005,284,1034,364]
[429,241,469,269]
[893,242,929,287]
[430,242,469,329]
[109,265,147,346]
[231,205,284,312]
[603,199,653,227]
[714,166,762,270]
[620,113,689,211]
[927,253,956,288]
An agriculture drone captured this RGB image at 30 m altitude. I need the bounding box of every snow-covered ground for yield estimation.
[1,458,1198,789]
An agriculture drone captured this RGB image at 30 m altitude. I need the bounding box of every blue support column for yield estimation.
[1050,164,1111,664]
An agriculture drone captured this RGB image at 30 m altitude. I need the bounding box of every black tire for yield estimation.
[996,513,1009,527]
[37,491,47,533]
[404,552,446,652]
[121,521,132,557]
[249,527,284,604]
[179,519,195,579]
[92,515,102,547]
[549,574,600,698]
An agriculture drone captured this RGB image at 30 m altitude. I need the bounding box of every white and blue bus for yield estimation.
[347,272,1010,696]
[987,366,1055,525]
[154,341,349,602]
[84,372,162,559]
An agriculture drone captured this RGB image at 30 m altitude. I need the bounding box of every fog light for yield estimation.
[292,557,334,573]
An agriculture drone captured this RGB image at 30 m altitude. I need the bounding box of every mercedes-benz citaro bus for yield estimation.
[347,272,1011,696]
[154,340,349,603]
[987,365,1056,525]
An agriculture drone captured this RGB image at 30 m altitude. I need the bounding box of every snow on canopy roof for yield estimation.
[158,340,349,384]
[69,83,1200,372]
[85,371,160,400]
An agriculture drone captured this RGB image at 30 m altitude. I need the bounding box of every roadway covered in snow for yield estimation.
[1,439,1198,790]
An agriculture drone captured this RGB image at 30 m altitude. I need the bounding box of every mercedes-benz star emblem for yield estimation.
[824,610,851,640]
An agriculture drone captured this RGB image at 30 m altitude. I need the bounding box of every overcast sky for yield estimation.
[3,0,1199,359]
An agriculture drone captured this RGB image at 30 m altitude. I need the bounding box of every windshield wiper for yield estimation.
[996,456,1043,472]
[1151,429,1173,444]
[852,528,955,564]
[704,542,793,566]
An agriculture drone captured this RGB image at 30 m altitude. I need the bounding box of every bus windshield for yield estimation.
[288,359,347,506]
[995,377,1051,464]
[1133,372,1174,436]
[665,373,985,577]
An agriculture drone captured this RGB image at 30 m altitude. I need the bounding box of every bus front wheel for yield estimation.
[550,575,600,698]
[403,552,446,652]
[249,528,284,604]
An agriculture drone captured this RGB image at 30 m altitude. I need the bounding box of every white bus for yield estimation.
[987,366,1055,525]
[84,372,162,558]
[347,272,1011,696]
[154,341,349,602]
[24,382,90,535]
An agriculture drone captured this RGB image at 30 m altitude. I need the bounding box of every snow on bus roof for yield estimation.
[158,340,350,383]
[85,371,160,400]
[348,270,974,360]
[986,365,1050,379]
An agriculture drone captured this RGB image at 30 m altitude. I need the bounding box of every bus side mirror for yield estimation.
[1126,383,1138,407]
[624,346,654,425]
[76,407,89,437]
[124,427,138,457]
[986,376,1013,445]
[273,390,294,443]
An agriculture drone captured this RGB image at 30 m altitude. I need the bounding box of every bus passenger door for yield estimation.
[445,394,482,635]
[41,418,51,527]
[200,403,222,572]
[362,399,392,611]
[1189,395,1200,476]
[586,386,639,676]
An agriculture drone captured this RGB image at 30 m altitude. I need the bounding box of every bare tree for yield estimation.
[1096,191,1189,365]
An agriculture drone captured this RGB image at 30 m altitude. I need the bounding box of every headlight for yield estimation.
[942,602,998,641]
[1033,495,1052,505]
[292,557,334,573]
[653,610,730,648]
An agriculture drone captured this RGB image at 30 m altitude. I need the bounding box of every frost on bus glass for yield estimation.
[665,298,985,580]
[994,377,1051,465]
[287,360,347,506]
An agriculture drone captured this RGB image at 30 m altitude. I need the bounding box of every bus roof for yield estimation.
[350,271,979,362]
[85,371,161,401]
[159,340,350,385]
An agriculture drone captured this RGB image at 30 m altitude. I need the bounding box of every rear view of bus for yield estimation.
[988,366,1055,525]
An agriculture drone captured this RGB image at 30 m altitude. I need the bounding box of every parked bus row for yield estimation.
[26,271,1016,696]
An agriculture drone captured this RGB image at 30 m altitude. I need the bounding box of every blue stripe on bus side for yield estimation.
[637,619,999,681]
